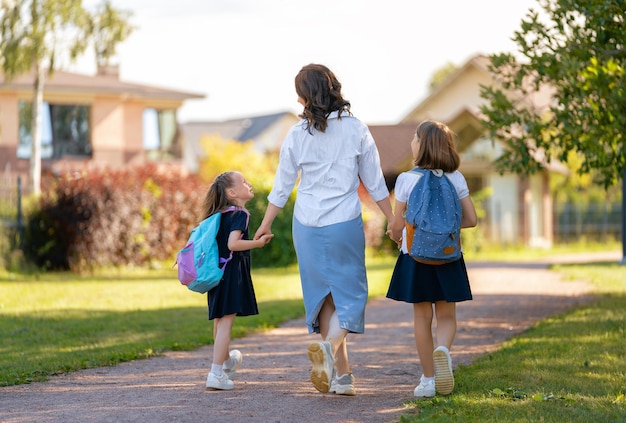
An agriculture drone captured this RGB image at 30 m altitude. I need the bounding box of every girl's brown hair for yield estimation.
[201,171,236,220]
[295,63,351,133]
[413,120,460,173]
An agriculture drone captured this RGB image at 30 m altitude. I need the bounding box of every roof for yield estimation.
[0,68,204,101]
[369,123,416,175]
[183,111,297,142]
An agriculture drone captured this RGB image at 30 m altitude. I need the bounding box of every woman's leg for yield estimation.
[413,302,435,377]
[434,301,456,349]
[318,295,349,375]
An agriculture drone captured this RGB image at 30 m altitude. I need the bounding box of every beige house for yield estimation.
[0,66,203,194]
[373,54,564,247]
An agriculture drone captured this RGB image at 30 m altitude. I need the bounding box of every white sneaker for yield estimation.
[414,375,436,398]
[307,341,334,393]
[223,349,243,379]
[433,345,454,395]
[329,373,356,396]
[205,371,234,390]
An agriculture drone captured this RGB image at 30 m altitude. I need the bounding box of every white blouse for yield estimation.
[268,111,389,227]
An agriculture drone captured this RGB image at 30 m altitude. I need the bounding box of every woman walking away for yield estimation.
[387,120,477,398]
[254,63,394,396]
[203,171,274,390]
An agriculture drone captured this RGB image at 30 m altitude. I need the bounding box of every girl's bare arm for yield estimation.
[228,231,274,251]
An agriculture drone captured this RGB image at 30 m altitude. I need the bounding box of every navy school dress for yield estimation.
[207,209,259,320]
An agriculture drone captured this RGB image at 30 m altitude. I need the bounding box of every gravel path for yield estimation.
[1,251,620,423]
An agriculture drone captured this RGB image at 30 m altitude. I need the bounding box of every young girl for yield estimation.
[387,120,477,398]
[203,171,274,390]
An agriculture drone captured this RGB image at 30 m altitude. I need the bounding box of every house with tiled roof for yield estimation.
[376,54,563,247]
[0,65,203,193]
[180,112,299,173]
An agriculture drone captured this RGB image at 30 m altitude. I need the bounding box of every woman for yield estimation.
[254,63,394,396]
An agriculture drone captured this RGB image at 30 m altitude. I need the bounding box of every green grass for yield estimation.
[0,257,394,386]
[467,239,622,262]
[399,261,626,423]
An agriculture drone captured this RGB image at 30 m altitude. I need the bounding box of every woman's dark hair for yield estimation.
[295,63,351,133]
[413,120,460,173]
[201,171,235,220]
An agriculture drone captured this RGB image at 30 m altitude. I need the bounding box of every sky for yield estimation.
[75,0,541,125]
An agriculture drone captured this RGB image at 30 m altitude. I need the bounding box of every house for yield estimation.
[180,111,300,173]
[373,54,564,247]
[0,65,204,195]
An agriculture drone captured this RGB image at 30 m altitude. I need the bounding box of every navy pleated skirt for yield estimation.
[386,252,472,303]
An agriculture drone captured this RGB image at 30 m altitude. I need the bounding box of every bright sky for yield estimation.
[75,0,540,125]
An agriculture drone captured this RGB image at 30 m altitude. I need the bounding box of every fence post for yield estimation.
[17,176,24,249]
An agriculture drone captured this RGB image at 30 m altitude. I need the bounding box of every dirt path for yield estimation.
[1,252,620,423]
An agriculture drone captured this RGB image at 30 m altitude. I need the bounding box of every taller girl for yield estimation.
[387,120,477,398]
[255,64,394,395]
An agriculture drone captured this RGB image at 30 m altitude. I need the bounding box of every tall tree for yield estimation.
[0,0,133,196]
[88,1,134,68]
[479,0,625,260]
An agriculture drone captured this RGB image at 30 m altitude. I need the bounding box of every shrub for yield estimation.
[21,164,298,271]
[246,188,297,268]
[23,164,206,271]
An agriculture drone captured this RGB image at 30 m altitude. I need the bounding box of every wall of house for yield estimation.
[527,173,552,247]
[91,98,126,165]
[403,65,493,123]
[253,115,300,153]
[0,94,24,185]
[487,173,519,245]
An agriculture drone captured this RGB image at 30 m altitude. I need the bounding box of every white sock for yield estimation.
[422,375,435,383]
[211,363,223,376]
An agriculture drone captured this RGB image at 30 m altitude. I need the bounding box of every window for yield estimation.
[143,108,178,160]
[18,101,91,159]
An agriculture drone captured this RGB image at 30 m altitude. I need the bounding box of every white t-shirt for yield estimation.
[268,111,389,227]
[395,168,470,253]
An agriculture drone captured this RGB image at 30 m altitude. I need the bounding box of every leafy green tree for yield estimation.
[479,0,625,189]
[0,0,133,196]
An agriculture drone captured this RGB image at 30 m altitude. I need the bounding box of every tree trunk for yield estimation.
[29,60,44,196]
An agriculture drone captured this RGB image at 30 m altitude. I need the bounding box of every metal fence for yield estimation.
[554,202,622,243]
[0,177,26,248]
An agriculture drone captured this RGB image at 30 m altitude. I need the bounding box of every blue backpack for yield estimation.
[405,167,462,265]
[176,206,248,293]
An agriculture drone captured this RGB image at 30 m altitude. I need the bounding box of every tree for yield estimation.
[88,1,134,68]
[479,0,625,260]
[480,0,624,188]
[0,0,133,196]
